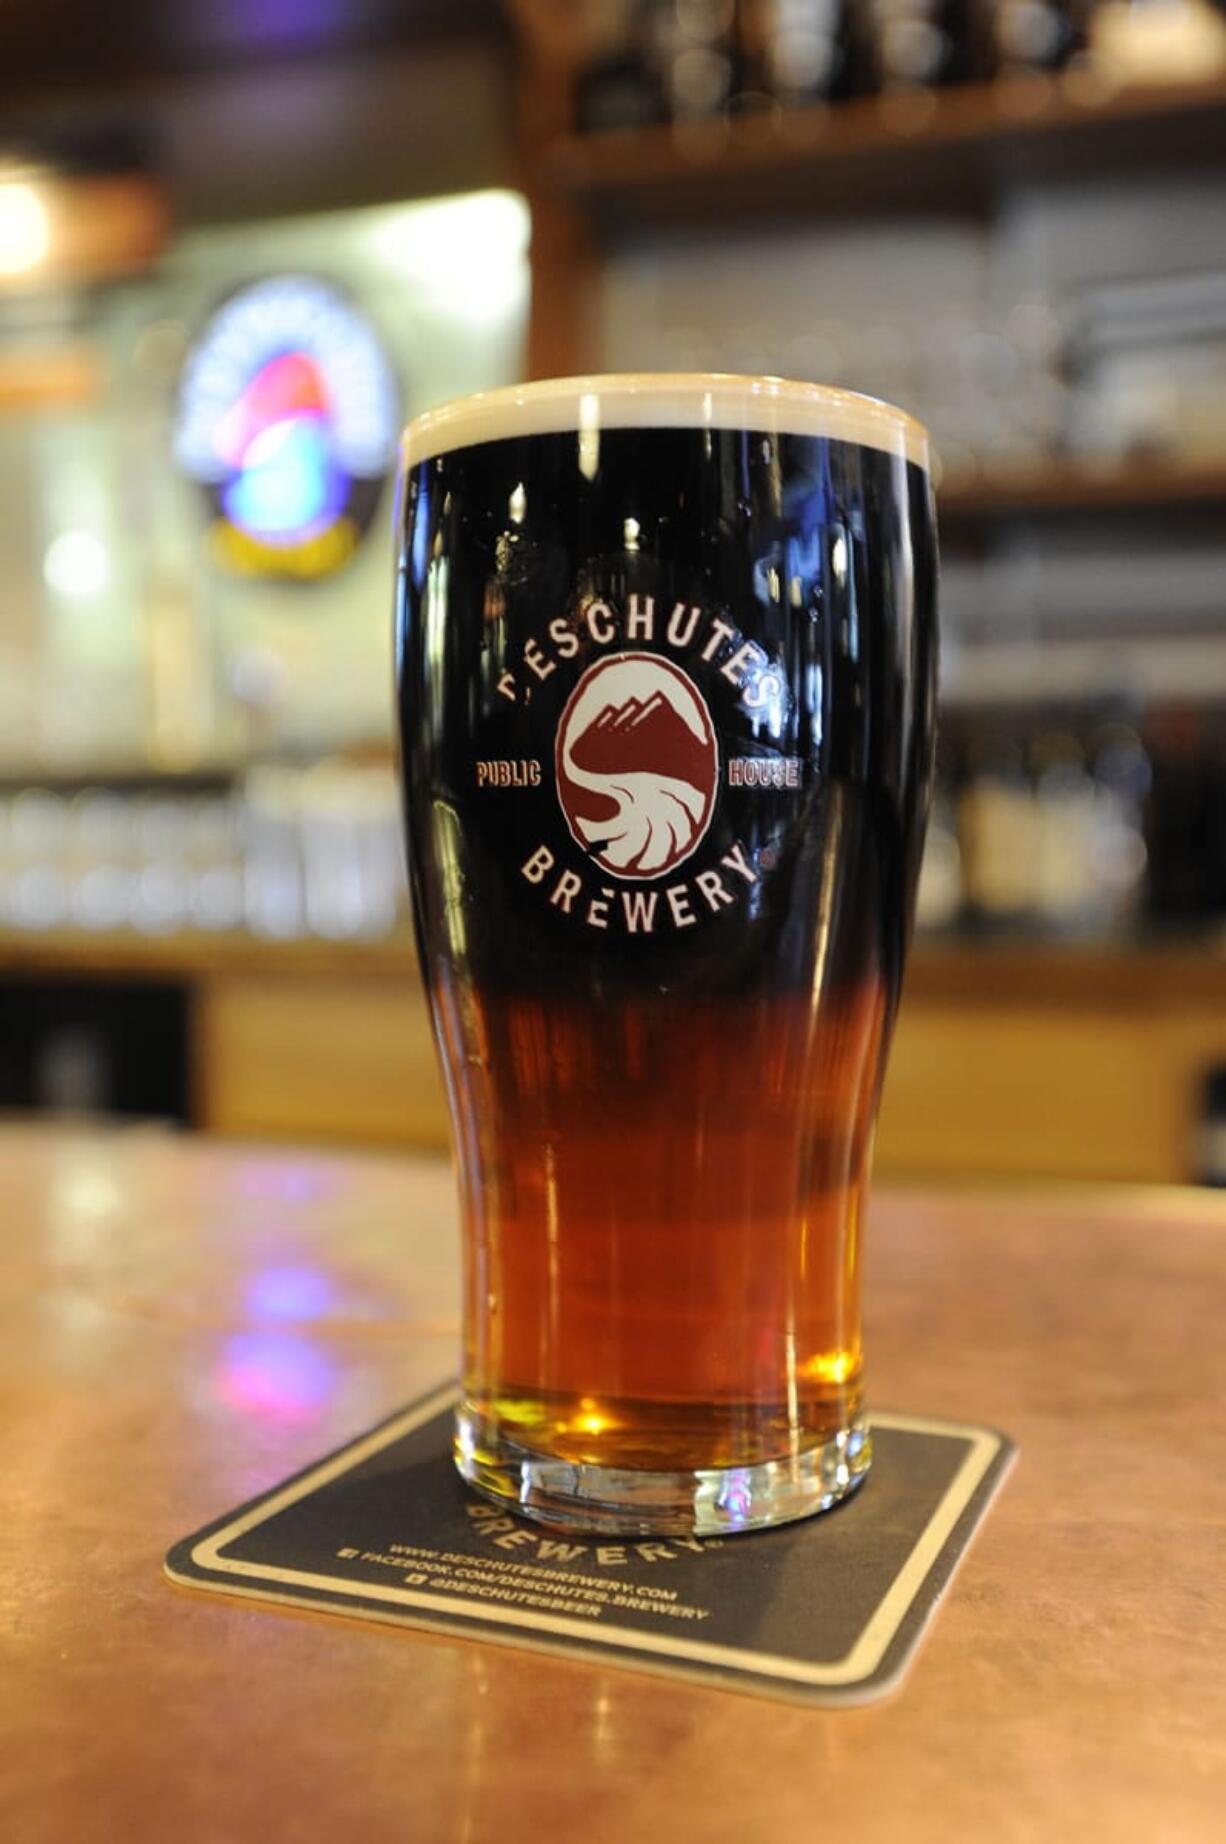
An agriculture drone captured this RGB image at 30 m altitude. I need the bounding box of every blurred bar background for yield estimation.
[3,0,1226,1183]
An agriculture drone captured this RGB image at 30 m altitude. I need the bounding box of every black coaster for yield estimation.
[166,1386,1014,1706]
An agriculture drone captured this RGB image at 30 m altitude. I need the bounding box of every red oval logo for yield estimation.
[555,652,720,880]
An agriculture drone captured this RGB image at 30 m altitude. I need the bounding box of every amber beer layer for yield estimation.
[396,375,936,1535]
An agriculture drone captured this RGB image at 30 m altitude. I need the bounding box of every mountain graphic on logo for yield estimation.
[556,654,719,879]
[569,690,713,793]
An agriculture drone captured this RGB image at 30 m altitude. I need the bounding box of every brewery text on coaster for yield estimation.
[165,1385,1015,1707]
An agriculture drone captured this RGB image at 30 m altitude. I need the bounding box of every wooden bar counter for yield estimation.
[2,1123,1224,1841]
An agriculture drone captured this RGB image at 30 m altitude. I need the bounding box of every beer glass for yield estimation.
[395,374,936,1536]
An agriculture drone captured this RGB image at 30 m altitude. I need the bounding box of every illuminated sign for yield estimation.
[175,275,399,581]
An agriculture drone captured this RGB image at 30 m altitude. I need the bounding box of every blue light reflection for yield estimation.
[245,1264,336,1324]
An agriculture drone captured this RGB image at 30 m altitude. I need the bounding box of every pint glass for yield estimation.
[395,374,936,1535]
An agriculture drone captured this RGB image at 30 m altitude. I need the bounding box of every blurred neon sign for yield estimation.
[175,275,399,581]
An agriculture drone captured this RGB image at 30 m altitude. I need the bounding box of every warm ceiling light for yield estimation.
[0,179,51,276]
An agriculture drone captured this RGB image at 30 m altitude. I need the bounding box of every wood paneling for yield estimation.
[878,1006,1172,1183]
[194,974,450,1152]
[878,989,1226,1183]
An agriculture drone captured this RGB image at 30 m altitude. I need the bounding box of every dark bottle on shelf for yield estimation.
[864,0,988,90]
[1201,712,1226,919]
[1197,1068,1226,1188]
[647,0,739,124]
[735,0,858,109]
[989,0,1087,74]
[1141,706,1225,927]
[575,1,670,134]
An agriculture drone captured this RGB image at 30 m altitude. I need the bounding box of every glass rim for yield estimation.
[400,371,930,471]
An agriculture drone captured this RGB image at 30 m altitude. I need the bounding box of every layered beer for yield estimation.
[396,375,936,1533]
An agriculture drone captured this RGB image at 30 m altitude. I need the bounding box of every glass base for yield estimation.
[454,1406,872,1537]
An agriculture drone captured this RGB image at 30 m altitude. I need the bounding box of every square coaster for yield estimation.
[166,1386,1014,1706]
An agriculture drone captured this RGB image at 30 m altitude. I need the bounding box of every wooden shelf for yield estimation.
[939,456,1226,521]
[0,926,416,983]
[538,73,1226,223]
[3,923,1225,1001]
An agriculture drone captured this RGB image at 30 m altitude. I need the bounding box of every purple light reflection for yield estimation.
[216,1331,336,1422]
[206,0,351,56]
[235,1157,337,1204]
[245,1264,336,1324]
[716,1470,754,1528]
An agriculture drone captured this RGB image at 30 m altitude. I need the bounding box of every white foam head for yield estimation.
[401,372,929,472]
